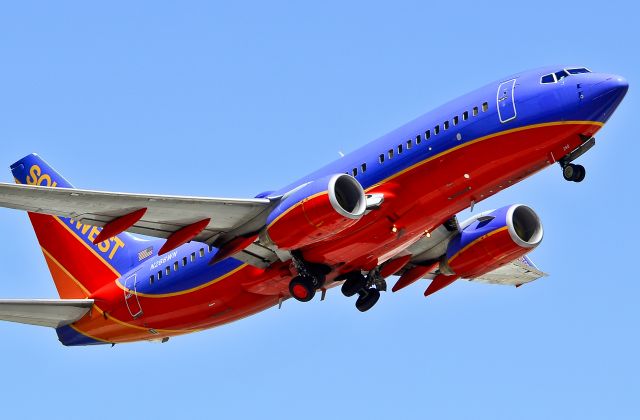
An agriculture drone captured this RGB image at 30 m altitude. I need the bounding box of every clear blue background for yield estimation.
[0,1,637,419]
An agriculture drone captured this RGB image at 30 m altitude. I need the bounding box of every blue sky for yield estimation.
[0,1,638,419]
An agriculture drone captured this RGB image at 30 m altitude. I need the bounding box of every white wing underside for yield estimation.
[0,299,94,328]
[0,182,273,246]
[469,257,548,286]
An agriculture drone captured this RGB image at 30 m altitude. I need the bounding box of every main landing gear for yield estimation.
[288,252,331,303]
[340,271,384,312]
[286,253,385,312]
[562,163,586,183]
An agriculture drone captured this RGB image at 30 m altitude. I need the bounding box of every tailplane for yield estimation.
[10,154,160,298]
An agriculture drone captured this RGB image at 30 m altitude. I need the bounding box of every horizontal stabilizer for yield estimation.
[470,256,547,286]
[0,299,94,328]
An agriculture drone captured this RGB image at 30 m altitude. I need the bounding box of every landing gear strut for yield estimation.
[562,163,586,183]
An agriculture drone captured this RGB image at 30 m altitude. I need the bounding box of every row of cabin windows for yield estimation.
[149,245,214,284]
[351,162,367,177]
[377,101,489,164]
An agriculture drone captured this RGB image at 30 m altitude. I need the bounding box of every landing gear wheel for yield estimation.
[289,276,316,302]
[562,163,586,182]
[563,164,576,181]
[341,272,367,297]
[573,164,586,182]
[355,288,380,312]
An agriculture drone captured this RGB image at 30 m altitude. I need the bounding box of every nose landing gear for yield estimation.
[559,136,594,183]
[562,163,586,183]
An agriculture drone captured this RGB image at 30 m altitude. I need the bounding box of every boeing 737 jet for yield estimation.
[0,66,628,345]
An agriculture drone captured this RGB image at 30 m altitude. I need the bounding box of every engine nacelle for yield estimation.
[263,174,367,250]
[442,204,543,279]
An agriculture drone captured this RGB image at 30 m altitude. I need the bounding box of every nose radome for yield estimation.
[585,73,628,122]
[613,74,629,95]
[594,74,629,99]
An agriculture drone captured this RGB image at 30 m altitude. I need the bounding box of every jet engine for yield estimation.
[263,174,367,250]
[441,204,544,279]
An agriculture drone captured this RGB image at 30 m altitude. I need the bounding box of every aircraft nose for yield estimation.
[583,74,628,122]
[595,74,628,100]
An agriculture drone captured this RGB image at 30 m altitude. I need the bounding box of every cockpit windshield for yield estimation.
[540,67,591,84]
[567,68,590,75]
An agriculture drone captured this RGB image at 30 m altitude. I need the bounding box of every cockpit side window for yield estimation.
[554,70,569,81]
[541,74,556,84]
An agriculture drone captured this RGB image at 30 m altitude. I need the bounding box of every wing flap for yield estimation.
[0,299,94,328]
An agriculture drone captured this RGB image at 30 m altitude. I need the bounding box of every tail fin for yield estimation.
[10,154,160,299]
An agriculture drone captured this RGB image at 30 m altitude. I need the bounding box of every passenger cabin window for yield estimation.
[174,262,178,271]
[462,111,469,120]
[191,252,196,262]
[416,134,422,144]
[434,125,440,135]
[406,139,412,149]
[379,154,384,163]
[361,163,367,173]
[157,271,162,280]
[425,130,431,140]
[352,168,358,177]
[182,256,187,266]
[473,107,479,116]
[165,267,170,276]
[482,102,488,112]
[388,149,394,159]
[149,275,154,284]
[199,248,205,257]
[208,244,214,252]
[453,116,459,126]
[443,121,450,130]
[397,144,402,154]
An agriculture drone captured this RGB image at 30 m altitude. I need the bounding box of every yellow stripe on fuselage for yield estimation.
[116,263,249,298]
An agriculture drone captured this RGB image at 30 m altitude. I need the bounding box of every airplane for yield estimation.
[0,65,627,346]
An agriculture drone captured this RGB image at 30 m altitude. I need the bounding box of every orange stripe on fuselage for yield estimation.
[39,250,195,342]
[365,120,603,191]
[115,263,249,298]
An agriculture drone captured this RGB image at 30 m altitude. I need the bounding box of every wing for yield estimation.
[469,256,548,286]
[0,299,94,328]
[0,182,273,245]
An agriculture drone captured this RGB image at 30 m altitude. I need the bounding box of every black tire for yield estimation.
[289,276,316,302]
[573,165,586,182]
[341,272,367,297]
[355,288,380,312]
